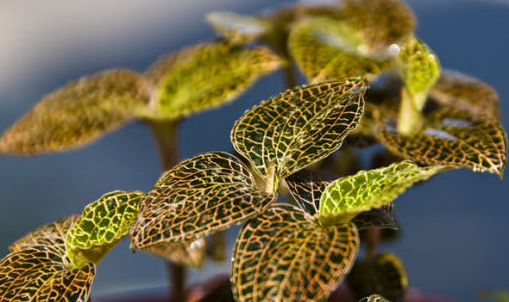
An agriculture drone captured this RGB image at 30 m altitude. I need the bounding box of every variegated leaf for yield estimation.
[352,206,398,231]
[140,42,283,120]
[66,191,144,269]
[377,108,508,176]
[319,161,445,224]
[205,12,270,44]
[348,253,408,302]
[131,152,275,250]
[430,70,500,120]
[398,36,440,109]
[231,204,359,302]
[231,79,366,189]
[0,69,152,155]
[141,239,206,268]
[0,247,95,302]
[358,294,391,302]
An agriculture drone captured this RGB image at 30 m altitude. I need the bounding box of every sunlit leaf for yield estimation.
[319,161,445,224]
[348,253,408,302]
[9,215,79,255]
[352,206,398,231]
[205,12,270,44]
[0,247,95,302]
[430,70,500,120]
[231,79,366,188]
[398,36,440,109]
[140,42,283,120]
[131,152,275,250]
[377,108,508,176]
[142,239,206,268]
[231,204,359,302]
[66,191,144,269]
[358,294,390,302]
[0,69,152,155]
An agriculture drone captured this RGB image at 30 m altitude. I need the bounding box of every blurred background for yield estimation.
[0,0,508,301]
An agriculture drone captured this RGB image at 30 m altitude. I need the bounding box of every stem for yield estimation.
[397,86,424,135]
[147,119,185,302]
[209,231,227,262]
[365,228,381,260]
[282,63,297,90]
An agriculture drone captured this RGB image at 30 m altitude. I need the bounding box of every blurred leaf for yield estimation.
[66,191,143,269]
[205,12,270,44]
[398,36,440,109]
[9,215,79,255]
[480,290,509,302]
[142,239,206,268]
[231,204,359,302]
[131,152,275,250]
[289,17,394,82]
[430,70,500,120]
[0,69,152,155]
[352,206,398,231]
[348,253,408,302]
[231,79,366,188]
[141,42,283,120]
[358,294,391,302]
[377,108,508,176]
[319,160,444,224]
[0,247,96,302]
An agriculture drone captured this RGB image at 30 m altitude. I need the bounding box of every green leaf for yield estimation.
[141,239,206,268]
[319,160,445,224]
[231,204,359,302]
[66,190,144,269]
[480,290,509,302]
[430,70,500,121]
[0,69,152,155]
[358,294,391,302]
[398,36,441,109]
[140,42,283,120]
[130,152,276,250]
[377,108,508,176]
[348,253,408,302]
[0,247,96,302]
[205,12,270,44]
[231,79,366,188]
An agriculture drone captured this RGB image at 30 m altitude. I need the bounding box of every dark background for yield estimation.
[0,1,508,301]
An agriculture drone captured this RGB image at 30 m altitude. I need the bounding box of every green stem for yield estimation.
[147,119,186,302]
[397,86,424,135]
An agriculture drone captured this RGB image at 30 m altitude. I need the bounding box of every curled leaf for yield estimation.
[0,69,152,155]
[231,204,359,302]
[142,239,206,268]
[231,79,366,188]
[352,206,398,231]
[377,108,508,176]
[319,160,445,224]
[141,42,283,120]
[131,152,275,250]
[205,12,270,44]
[66,191,144,269]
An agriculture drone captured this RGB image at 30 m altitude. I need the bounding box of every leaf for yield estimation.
[141,239,206,268]
[352,206,398,231]
[377,108,508,176]
[288,17,394,82]
[231,204,359,302]
[285,169,330,216]
[0,69,152,155]
[319,160,444,224]
[398,36,440,109]
[231,79,366,188]
[205,12,270,44]
[0,247,95,302]
[347,253,408,302]
[358,294,391,302]
[9,215,79,255]
[140,42,283,120]
[430,70,500,120]
[66,190,144,269]
[130,152,275,250]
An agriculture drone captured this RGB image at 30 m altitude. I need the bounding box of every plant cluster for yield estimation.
[0,0,507,301]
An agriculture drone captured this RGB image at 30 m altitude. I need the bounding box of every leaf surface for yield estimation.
[66,191,143,268]
[358,295,390,302]
[352,206,398,231]
[0,69,152,155]
[231,79,366,186]
[231,204,359,302]
[131,152,275,249]
[141,42,283,120]
[205,12,270,44]
[319,161,444,223]
[141,239,206,268]
[377,108,508,176]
